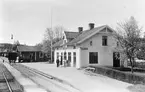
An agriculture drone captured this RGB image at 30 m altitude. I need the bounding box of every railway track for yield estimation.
[0,63,23,92]
[2,71,13,92]
[12,63,81,92]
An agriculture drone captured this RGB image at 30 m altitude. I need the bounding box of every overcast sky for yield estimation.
[0,0,145,45]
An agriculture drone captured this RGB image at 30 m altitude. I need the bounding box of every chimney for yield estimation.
[78,27,83,33]
[89,23,95,30]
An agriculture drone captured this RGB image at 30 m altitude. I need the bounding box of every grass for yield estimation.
[109,67,145,77]
[89,65,145,84]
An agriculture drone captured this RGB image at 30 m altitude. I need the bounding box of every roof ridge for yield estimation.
[64,31,79,33]
[66,25,108,46]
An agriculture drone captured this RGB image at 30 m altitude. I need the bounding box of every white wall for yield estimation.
[54,27,117,68]
[54,47,81,68]
[78,30,116,67]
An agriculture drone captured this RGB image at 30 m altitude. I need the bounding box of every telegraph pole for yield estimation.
[50,7,53,63]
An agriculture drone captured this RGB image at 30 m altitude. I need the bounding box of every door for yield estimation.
[89,52,98,64]
[73,52,76,67]
[113,52,120,67]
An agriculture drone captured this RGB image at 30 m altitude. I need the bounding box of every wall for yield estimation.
[78,29,117,67]
[54,27,117,68]
[54,47,81,68]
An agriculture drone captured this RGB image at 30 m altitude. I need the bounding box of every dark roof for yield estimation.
[64,31,79,39]
[52,39,63,48]
[0,43,12,48]
[67,25,107,45]
[52,31,79,48]
[53,25,113,48]
[17,45,41,52]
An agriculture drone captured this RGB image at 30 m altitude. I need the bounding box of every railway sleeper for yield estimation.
[0,80,23,92]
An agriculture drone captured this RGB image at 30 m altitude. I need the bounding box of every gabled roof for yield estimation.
[67,25,107,46]
[64,31,80,39]
[52,39,63,48]
[17,45,41,52]
[53,25,115,48]
[52,31,80,48]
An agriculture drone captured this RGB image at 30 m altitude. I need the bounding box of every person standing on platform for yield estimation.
[56,58,59,67]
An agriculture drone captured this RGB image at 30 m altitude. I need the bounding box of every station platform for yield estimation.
[0,57,47,92]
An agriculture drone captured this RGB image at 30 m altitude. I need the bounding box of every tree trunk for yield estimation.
[130,58,134,73]
[131,65,134,73]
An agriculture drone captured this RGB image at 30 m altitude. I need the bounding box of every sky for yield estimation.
[0,0,145,45]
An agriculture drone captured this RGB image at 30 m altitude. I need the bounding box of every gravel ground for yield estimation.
[128,84,145,92]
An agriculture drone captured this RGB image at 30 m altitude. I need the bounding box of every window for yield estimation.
[57,52,59,59]
[68,52,71,62]
[64,52,67,60]
[89,52,98,64]
[90,41,92,46]
[73,46,76,49]
[102,36,107,46]
[61,52,63,61]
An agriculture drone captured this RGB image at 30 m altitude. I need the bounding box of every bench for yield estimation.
[85,67,95,72]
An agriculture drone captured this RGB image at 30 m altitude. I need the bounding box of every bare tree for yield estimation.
[114,16,142,73]
[44,28,54,42]
[41,39,51,53]
[42,26,65,63]
[54,26,65,39]
[12,40,20,51]
[44,26,65,43]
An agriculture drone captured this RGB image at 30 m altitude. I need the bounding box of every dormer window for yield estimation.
[102,36,107,46]
[73,46,76,49]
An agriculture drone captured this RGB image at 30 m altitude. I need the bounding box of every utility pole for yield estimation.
[50,7,53,63]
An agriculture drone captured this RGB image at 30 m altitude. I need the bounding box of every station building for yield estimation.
[53,23,121,68]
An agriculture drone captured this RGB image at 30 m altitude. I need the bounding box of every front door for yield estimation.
[89,52,98,64]
[73,52,76,67]
[113,52,120,67]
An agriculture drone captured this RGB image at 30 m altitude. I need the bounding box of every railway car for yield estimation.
[8,52,18,63]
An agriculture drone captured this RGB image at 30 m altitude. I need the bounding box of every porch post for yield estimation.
[35,52,37,61]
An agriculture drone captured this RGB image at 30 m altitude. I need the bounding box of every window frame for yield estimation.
[102,36,108,46]
[68,52,71,62]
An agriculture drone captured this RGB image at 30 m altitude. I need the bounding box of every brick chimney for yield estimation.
[89,23,95,30]
[78,27,83,33]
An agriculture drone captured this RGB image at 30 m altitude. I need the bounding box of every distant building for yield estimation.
[0,43,13,56]
[17,45,47,62]
[53,23,121,68]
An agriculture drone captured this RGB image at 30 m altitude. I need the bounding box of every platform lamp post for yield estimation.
[11,34,14,52]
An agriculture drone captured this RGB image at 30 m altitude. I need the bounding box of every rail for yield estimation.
[3,72,13,92]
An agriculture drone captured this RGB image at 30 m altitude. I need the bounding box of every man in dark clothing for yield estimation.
[60,56,63,66]
[56,58,59,67]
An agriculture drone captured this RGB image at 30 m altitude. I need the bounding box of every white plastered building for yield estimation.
[53,23,124,68]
